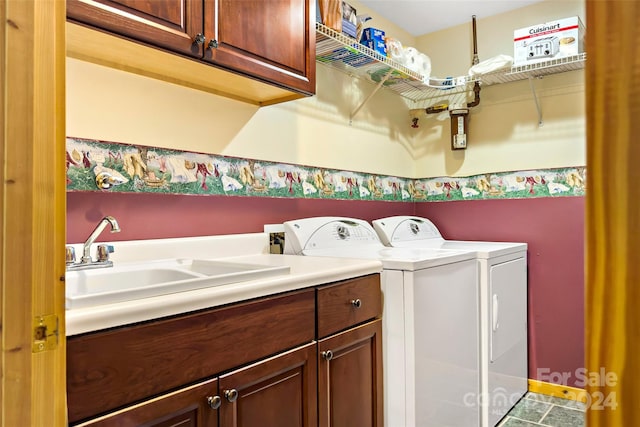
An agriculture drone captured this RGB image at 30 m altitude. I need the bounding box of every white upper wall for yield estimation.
[411,0,585,177]
[348,0,416,46]
[66,0,585,179]
[66,58,417,177]
[416,0,585,77]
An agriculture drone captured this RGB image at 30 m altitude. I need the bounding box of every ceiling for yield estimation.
[358,0,544,36]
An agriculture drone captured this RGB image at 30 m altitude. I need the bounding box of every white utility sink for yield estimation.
[66,259,290,309]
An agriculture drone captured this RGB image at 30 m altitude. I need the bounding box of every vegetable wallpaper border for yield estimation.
[66,137,586,202]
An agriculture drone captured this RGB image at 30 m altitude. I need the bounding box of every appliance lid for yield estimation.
[373,216,527,258]
[372,216,444,246]
[301,245,477,270]
[387,239,527,258]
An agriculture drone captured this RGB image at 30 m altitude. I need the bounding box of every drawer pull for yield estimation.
[224,388,239,402]
[321,350,334,361]
[207,395,221,410]
[351,298,362,308]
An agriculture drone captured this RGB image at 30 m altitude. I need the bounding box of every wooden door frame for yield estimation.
[585,1,640,424]
[0,0,638,425]
[1,0,67,425]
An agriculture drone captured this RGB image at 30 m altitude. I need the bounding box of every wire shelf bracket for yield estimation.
[349,68,394,124]
[529,76,544,127]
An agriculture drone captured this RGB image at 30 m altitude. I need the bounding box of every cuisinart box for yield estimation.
[514,16,585,66]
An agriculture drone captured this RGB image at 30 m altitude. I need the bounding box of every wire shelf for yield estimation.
[481,53,587,86]
[315,22,476,103]
[315,22,586,111]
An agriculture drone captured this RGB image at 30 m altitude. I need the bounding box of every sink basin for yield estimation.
[66,259,290,309]
[69,268,202,293]
[177,259,273,276]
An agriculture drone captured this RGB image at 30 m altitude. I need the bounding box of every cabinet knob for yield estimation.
[208,39,219,49]
[207,395,221,410]
[321,350,334,361]
[351,298,362,308]
[224,388,239,402]
[193,33,206,45]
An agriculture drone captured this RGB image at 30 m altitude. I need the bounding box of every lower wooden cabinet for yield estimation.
[67,289,316,423]
[67,274,382,427]
[78,343,317,427]
[318,319,383,427]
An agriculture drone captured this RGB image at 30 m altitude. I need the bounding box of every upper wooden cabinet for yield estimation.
[203,0,314,94]
[66,0,204,57]
[67,0,315,103]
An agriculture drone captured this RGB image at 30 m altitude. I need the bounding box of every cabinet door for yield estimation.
[318,319,383,427]
[203,0,316,95]
[78,378,219,427]
[67,289,315,423]
[219,343,317,427]
[67,0,204,57]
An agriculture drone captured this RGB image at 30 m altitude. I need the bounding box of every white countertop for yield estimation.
[66,233,382,336]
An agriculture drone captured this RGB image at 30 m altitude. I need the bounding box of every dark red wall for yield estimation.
[67,192,585,387]
[66,192,415,243]
[416,197,585,387]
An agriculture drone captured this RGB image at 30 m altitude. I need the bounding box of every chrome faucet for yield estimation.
[66,216,121,271]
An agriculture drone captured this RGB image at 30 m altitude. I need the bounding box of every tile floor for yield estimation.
[497,392,586,427]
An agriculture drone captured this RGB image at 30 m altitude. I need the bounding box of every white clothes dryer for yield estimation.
[372,216,528,427]
[283,217,480,427]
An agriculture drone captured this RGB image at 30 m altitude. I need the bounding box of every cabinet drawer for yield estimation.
[317,274,381,338]
[67,288,315,424]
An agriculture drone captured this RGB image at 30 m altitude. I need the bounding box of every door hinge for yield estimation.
[32,314,59,353]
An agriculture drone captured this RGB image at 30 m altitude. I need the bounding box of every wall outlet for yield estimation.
[269,232,285,254]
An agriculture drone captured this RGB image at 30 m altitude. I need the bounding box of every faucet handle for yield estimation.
[96,244,115,262]
[65,246,76,265]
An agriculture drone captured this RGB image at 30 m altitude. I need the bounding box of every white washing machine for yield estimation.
[283,217,480,427]
[372,216,528,427]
